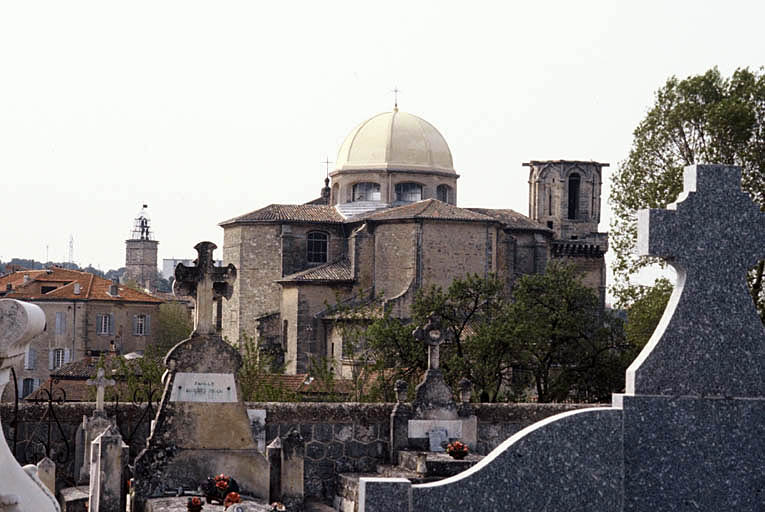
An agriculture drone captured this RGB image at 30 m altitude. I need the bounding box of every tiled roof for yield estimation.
[51,355,142,379]
[467,208,551,231]
[25,356,140,401]
[219,204,344,226]
[279,259,353,284]
[0,267,162,303]
[361,199,498,223]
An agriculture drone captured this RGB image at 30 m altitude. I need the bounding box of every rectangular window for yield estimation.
[24,347,36,370]
[307,232,328,264]
[53,348,65,369]
[22,378,34,398]
[133,314,150,336]
[97,314,112,335]
[55,312,66,334]
[134,314,146,336]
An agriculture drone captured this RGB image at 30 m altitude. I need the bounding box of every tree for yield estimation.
[509,263,630,403]
[361,268,628,403]
[623,278,673,350]
[154,302,193,355]
[237,333,298,402]
[610,67,765,316]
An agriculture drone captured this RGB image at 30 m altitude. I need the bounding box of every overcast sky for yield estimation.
[1,1,762,293]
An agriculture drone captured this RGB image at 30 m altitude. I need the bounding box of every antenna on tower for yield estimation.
[68,235,74,269]
[130,204,153,241]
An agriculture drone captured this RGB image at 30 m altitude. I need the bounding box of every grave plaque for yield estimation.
[169,372,237,403]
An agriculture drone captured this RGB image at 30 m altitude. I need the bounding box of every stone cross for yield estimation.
[626,164,765,397]
[413,315,451,370]
[87,368,116,412]
[174,241,237,335]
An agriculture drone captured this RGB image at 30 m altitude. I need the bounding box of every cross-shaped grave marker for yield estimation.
[413,315,451,370]
[87,367,116,412]
[174,241,237,335]
[627,164,765,397]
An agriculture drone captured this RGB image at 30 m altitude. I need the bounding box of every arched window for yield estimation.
[436,184,451,203]
[352,182,381,202]
[395,182,422,202]
[307,231,328,264]
[567,173,580,220]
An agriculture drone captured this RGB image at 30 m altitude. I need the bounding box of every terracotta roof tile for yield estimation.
[361,199,497,223]
[467,208,552,231]
[0,267,162,303]
[219,204,344,226]
[279,259,353,283]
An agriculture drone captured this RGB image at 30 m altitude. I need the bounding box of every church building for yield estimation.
[220,108,608,375]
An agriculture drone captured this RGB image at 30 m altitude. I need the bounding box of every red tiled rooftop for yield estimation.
[219,204,345,226]
[0,267,162,303]
[279,259,353,284]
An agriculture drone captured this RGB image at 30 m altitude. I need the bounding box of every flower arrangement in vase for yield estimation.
[445,440,469,460]
[202,474,241,505]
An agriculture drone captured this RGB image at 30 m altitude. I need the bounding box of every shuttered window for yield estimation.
[133,314,151,336]
[97,313,115,335]
[55,312,66,334]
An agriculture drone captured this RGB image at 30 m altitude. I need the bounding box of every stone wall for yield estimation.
[0,401,597,500]
[420,221,496,290]
[222,223,283,344]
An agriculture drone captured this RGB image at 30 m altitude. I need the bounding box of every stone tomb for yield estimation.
[406,316,476,452]
[359,164,765,511]
[133,242,269,509]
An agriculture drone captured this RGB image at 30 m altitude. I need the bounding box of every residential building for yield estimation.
[0,267,162,400]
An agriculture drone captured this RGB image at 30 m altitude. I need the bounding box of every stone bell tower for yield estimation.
[125,204,159,291]
[524,160,609,304]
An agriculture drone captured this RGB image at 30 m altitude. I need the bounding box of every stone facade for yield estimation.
[220,110,609,375]
[125,239,159,290]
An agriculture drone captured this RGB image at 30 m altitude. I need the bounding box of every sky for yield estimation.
[0,1,762,294]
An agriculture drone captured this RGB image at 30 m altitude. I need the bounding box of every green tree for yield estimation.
[610,67,765,316]
[237,333,298,402]
[154,302,193,355]
[623,278,673,349]
[510,263,630,403]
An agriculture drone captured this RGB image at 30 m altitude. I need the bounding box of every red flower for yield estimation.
[224,492,242,507]
[191,497,202,505]
[216,479,229,490]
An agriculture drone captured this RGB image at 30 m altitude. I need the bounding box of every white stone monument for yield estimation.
[0,299,60,512]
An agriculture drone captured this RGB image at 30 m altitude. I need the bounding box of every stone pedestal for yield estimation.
[280,429,305,511]
[37,457,56,495]
[76,411,114,484]
[88,425,128,512]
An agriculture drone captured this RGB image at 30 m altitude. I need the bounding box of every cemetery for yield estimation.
[0,164,763,511]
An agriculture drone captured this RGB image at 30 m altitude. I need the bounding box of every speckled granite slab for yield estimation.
[621,394,765,511]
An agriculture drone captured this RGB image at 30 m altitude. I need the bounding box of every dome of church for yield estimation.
[335,110,455,174]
